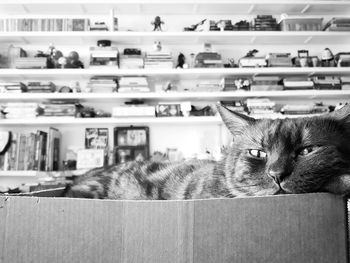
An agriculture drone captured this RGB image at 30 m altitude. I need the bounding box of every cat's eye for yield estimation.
[248,149,267,159]
[299,146,316,156]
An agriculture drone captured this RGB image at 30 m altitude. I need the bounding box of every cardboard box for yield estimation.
[0,193,347,263]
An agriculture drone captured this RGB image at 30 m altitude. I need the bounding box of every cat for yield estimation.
[64,104,350,200]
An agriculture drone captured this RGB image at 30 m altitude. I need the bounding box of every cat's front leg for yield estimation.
[321,174,350,196]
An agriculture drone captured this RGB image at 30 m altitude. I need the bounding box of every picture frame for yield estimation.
[114,126,149,164]
[156,103,182,117]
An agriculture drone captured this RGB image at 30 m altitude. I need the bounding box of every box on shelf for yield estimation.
[313,76,341,90]
[118,77,150,92]
[89,46,119,68]
[266,53,292,67]
[14,57,47,69]
[323,17,350,31]
[112,105,155,117]
[251,76,283,91]
[0,193,346,263]
[283,77,314,90]
[279,17,323,31]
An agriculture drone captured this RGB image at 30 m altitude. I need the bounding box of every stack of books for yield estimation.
[14,57,47,69]
[27,82,56,93]
[89,46,119,68]
[254,15,279,31]
[87,76,118,93]
[0,82,27,93]
[280,103,329,115]
[283,77,314,90]
[38,100,76,117]
[324,18,350,31]
[119,55,144,69]
[246,98,276,115]
[313,76,341,90]
[0,18,90,32]
[251,76,283,91]
[118,77,150,92]
[0,127,61,171]
[144,52,173,69]
[3,103,38,119]
[195,80,222,92]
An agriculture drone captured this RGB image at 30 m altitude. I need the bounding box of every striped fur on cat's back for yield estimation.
[65,104,350,199]
[64,159,231,200]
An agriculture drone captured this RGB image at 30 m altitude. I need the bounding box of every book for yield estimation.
[38,131,48,171]
[46,127,61,171]
[16,134,27,170]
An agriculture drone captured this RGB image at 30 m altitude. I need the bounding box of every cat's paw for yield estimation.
[321,174,350,196]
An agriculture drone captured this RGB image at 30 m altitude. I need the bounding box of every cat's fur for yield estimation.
[64,104,350,199]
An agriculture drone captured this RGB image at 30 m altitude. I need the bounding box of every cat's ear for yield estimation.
[216,103,255,135]
[324,104,350,126]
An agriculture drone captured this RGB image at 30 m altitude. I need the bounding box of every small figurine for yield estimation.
[217,20,226,31]
[58,57,67,69]
[184,19,207,31]
[246,49,259,57]
[321,48,335,67]
[67,51,84,68]
[190,53,195,68]
[153,41,162,52]
[151,16,164,31]
[176,53,188,69]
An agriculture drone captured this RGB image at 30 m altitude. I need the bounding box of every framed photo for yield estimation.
[85,128,108,149]
[156,103,182,117]
[114,126,149,164]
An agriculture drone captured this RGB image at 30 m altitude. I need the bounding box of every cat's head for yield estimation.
[217,104,350,196]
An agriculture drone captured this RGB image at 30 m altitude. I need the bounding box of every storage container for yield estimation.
[280,17,323,31]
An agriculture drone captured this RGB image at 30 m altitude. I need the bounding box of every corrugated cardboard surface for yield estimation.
[0,193,347,263]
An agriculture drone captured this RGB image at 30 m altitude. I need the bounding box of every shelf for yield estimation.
[0,1,349,15]
[0,116,224,126]
[0,68,349,81]
[0,113,333,126]
[1,31,350,45]
[1,90,350,102]
[0,170,88,177]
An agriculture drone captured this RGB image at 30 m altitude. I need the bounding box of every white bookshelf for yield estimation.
[0,116,223,125]
[0,114,324,126]
[0,68,349,81]
[1,90,350,101]
[0,0,349,189]
[1,31,350,45]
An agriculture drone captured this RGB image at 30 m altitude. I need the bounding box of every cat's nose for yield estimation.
[268,169,284,184]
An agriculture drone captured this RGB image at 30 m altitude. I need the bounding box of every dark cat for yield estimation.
[64,104,350,199]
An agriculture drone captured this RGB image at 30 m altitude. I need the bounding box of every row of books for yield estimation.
[144,52,174,69]
[0,81,55,93]
[0,18,90,32]
[0,127,61,171]
[221,76,349,91]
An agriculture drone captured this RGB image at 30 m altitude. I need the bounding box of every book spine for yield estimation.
[28,133,36,170]
[9,133,18,170]
[17,134,26,170]
[33,131,40,170]
[39,132,48,171]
